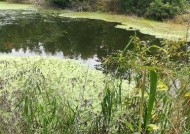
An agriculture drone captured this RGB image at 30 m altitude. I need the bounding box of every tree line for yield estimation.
[2,0,189,20]
[48,0,188,20]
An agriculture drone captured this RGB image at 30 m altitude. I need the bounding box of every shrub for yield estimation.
[46,0,96,10]
[70,0,96,11]
[95,0,122,12]
[172,14,190,24]
[46,0,187,20]
[48,0,70,8]
[121,0,154,16]
[146,0,182,20]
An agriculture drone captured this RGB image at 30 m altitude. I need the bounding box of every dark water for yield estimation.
[0,10,159,67]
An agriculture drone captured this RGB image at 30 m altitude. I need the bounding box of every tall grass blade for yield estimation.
[145,70,158,130]
[123,36,134,51]
[138,70,146,133]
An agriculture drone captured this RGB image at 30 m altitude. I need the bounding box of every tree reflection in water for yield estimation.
[0,10,159,67]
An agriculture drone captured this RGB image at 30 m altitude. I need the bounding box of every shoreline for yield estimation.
[0,1,189,41]
[59,12,189,41]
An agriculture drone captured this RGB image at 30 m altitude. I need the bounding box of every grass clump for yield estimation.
[99,37,190,133]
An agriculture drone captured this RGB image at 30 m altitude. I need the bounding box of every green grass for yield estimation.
[0,1,34,10]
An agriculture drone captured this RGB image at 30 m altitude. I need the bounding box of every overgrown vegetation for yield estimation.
[0,56,132,133]
[1,0,189,20]
[0,0,190,133]
[99,37,190,133]
[45,0,188,20]
[0,37,190,133]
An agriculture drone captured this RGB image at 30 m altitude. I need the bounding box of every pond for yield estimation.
[0,10,160,67]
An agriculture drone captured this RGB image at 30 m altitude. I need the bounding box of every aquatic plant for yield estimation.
[0,56,133,133]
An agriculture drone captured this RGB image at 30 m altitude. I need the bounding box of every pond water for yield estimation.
[0,10,159,67]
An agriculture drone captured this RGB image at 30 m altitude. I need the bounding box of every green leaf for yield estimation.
[157,80,168,91]
[148,124,160,131]
[185,91,190,97]
[126,121,134,132]
[145,70,158,129]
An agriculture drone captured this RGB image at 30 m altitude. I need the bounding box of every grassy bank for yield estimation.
[59,12,190,41]
[0,1,34,10]
[0,1,189,41]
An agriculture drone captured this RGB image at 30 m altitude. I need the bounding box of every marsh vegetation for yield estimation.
[0,38,190,134]
[0,1,190,134]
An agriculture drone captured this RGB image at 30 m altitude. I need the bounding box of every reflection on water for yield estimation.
[0,10,159,67]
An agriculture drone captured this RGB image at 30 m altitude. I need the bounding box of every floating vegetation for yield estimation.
[0,56,134,133]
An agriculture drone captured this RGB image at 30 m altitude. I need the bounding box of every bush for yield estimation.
[46,0,187,20]
[95,0,122,12]
[173,14,190,24]
[47,0,96,10]
[48,0,70,7]
[70,0,96,11]
[121,0,154,16]
[121,0,186,20]
[146,0,182,20]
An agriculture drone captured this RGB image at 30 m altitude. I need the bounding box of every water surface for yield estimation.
[0,10,159,67]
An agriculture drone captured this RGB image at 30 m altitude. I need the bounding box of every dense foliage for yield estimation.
[46,0,188,20]
[146,0,185,20]
[122,0,153,16]
[2,0,188,20]
[99,37,190,133]
[50,0,70,7]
